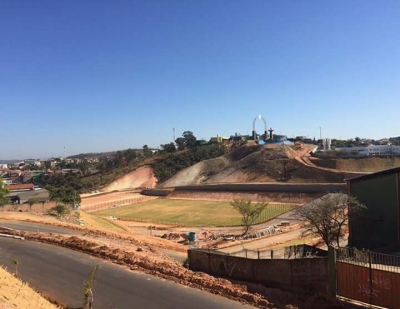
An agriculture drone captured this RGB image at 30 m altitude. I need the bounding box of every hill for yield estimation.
[84,143,400,192]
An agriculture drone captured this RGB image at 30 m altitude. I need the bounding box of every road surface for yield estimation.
[0,220,81,235]
[0,238,255,309]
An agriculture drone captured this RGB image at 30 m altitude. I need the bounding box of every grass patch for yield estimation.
[90,215,126,230]
[94,199,294,227]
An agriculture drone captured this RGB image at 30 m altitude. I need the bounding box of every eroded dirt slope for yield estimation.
[101,166,157,192]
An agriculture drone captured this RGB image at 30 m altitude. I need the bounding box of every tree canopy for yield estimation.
[295,193,366,248]
[175,131,197,150]
[0,183,10,209]
[230,199,268,235]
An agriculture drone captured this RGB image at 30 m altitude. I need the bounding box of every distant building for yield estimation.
[24,159,41,167]
[335,145,400,157]
[61,168,81,175]
[5,184,35,192]
[210,136,230,143]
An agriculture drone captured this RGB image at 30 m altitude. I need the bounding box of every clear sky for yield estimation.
[1,1,399,159]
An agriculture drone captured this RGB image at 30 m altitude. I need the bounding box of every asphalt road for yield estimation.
[0,238,255,309]
[0,220,81,235]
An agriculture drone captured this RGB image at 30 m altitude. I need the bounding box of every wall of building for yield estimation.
[349,173,399,250]
[188,249,329,295]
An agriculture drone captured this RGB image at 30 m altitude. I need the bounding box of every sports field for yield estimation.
[95,199,295,227]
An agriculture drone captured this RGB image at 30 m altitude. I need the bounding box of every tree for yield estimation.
[27,198,37,212]
[182,131,197,149]
[175,137,186,151]
[175,131,197,150]
[47,185,81,208]
[78,161,90,176]
[230,199,268,235]
[142,145,152,158]
[160,142,176,153]
[0,183,10,210]
[51,204,70,218]
[295,193,366,248]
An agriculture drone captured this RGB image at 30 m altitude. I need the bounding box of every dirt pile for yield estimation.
[101,166,157,192]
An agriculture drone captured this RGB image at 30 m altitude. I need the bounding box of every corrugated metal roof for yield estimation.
[345,166,400,182]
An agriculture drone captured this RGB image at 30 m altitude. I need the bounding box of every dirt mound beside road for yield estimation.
[101,166,157,192]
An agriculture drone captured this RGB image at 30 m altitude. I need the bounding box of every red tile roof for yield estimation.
[5,184,34,191]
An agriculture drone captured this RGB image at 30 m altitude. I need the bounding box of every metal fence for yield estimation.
[226,245,327,260]
[81,196,157,213]
[336,247,400,309]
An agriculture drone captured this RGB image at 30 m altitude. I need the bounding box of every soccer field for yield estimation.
[95,199,295,227]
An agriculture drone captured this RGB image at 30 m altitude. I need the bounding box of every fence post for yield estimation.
[328,246,337,297]
[368,251,373,305]
[270,250,273,259]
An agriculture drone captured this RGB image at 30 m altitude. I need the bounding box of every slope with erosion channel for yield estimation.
[101,166,157,192]
[102,144,388,191]
[160,143,354,187]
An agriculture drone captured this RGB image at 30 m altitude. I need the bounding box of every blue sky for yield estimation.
[1,1,399,159]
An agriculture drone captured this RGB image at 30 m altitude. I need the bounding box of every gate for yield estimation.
[336,247,400,309]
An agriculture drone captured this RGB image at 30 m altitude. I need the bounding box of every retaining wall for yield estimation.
[188,248,329,295]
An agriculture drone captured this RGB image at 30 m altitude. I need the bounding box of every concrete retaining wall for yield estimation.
[176,183,346,193]
[189,248,329,295]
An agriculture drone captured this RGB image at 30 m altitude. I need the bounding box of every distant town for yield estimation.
[2,132,400,190]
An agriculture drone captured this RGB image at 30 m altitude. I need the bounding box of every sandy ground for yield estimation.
[0,266,59,309]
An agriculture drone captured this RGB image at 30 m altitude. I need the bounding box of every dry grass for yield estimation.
[0,266,59,309]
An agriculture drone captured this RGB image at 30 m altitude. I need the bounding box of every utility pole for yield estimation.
[319,127,322,140]
[173,128,175,142]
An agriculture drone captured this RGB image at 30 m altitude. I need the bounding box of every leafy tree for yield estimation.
[175,137,186,151]
[230,199,268,235]
[50,204,70,218]
[295,193,366,248]
[183,131,197,149]
[47,185,81,207]
[160,142,176,153]
[175,131,197,150]
[142,145,152,158]
[0,183,10,210]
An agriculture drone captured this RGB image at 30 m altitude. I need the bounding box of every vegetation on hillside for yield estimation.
[152,143,228,183]
[0,183,10,209]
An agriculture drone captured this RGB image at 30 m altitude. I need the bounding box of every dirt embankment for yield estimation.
[0,266,59,309]
[101,166,157,192]
[309,156,400,172]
